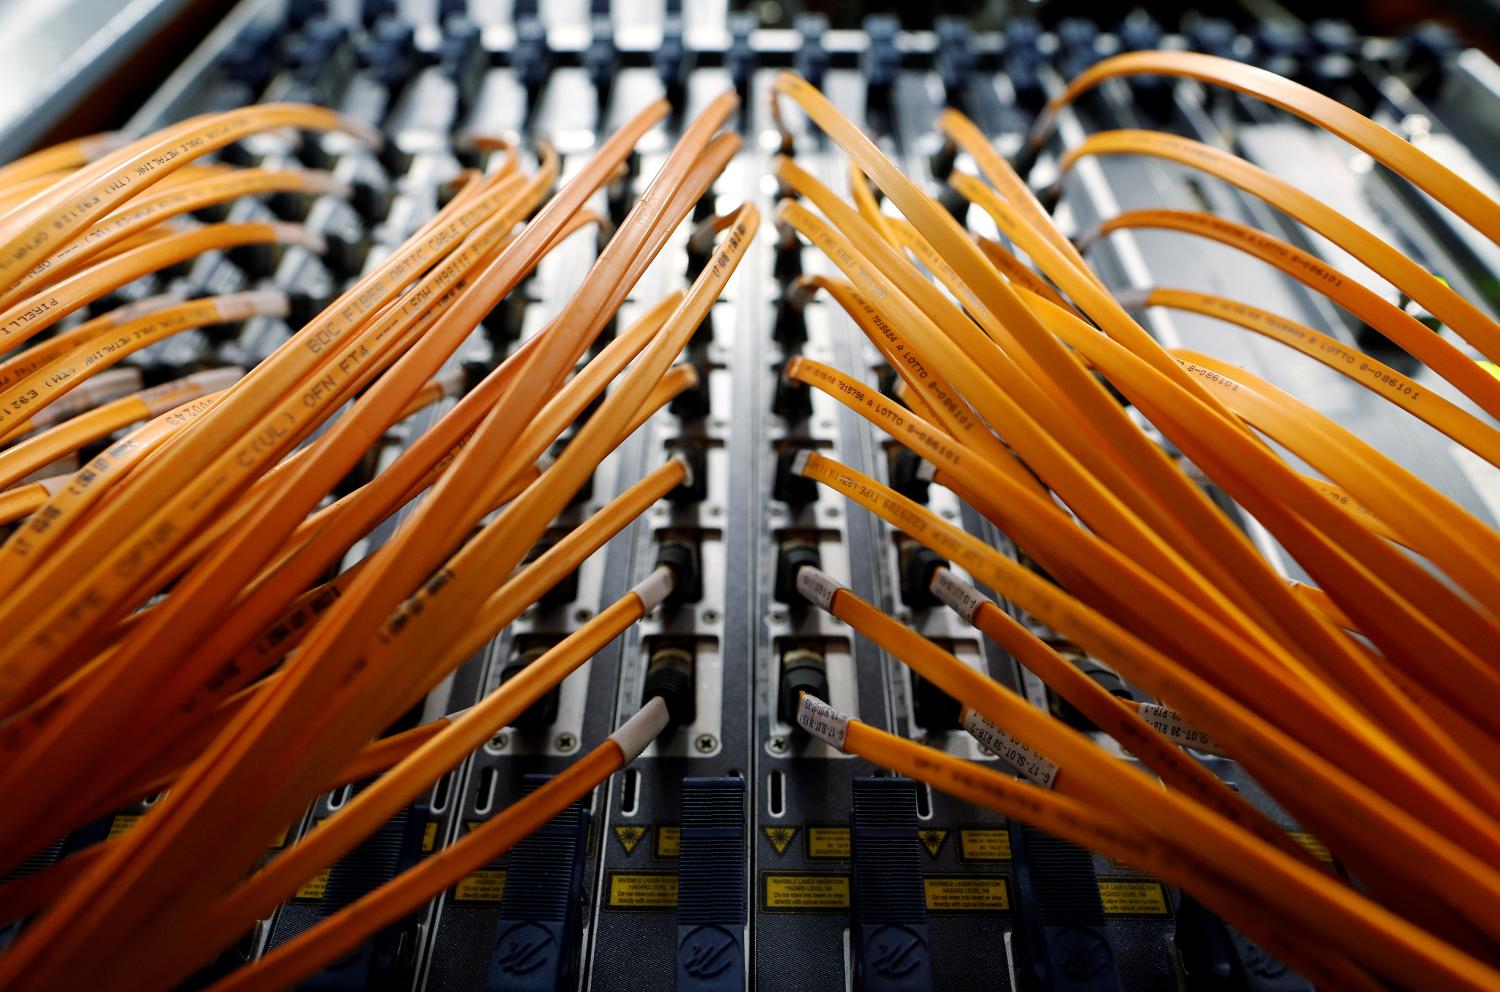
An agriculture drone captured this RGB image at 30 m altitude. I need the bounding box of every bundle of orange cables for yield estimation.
[0,88,755,991]
[767,51,1500,992]
[0,39,1498,992]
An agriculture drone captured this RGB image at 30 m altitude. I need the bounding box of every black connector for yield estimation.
[877,367,906,408]
[774,539,821,604]
[665,441,707,504]
[771,363,813,420]
[549,440,594,507]
[500,645,562,732]
[773,226,803,283]
[778,645,829,730]
[320,220,370,279]
[687,309,713,348]
[460,358,493,395]
[227,242,278,280]
[643,643,696,729]
[928,138,958,186]
[684,239,710,281]
[897,540,948,610]
[481,294,526,347]
[522,539,579,609]
[668,360,710,420]
[1049,645,1132,732]
[772,450,818,506]
[654,538,701,605]
[911,670,962,732]
[286,289,329,331]
[347,177,392,225]
[888,447,930,503]
[606,174,633,228]
[771,290,808,345]
[937,183,971,225]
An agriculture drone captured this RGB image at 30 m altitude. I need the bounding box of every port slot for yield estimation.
[620,768,640,816]
[771,527,849,604]
[473,766,498,816]
[771,636,857,758]
[499,636,565,733]
[1045,641,1133,732]
[910,638,995,761]
[895,536,948,611]
[771,441,832,507]
[884,442,931,503]
[521,530,580,610]
[642,638,697,730]
[773,534,823,604]
[663,436,723,505]
[638,634,722,759]
[653,527,722,606]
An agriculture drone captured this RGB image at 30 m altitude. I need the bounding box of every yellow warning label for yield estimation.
[421,821,438,854]
[453,869,507,903]
[1290,832,1334,863]
[805,825,848,859]
[293,868,332,902]
[614,824,647,855]
[654,825,680,859]
[764,825,798,855]
[607,872,678,909]
[958,828,1011,862]
[917,829,949,858]
[1098,878,1170,917]
[762,873,850,911]
[924,876,1011,912]
[107,814,141,840]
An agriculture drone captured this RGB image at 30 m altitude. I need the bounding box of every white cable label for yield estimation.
[631,566,675,613]
[930,569,988,623]
[109,293,183,326]
[963,710,1059,788]
[214,290,289,323]
[797,694,849,751]
[794,567,840,611]
[611,697,669,762]
[34,368,142,427]
[1137,702,1228,757]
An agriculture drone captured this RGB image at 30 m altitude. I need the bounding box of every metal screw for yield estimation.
[573,607,592,622]
[824,506,838,518]
[490,732,510,750]
[768,609,787,624]
[941,508,956,520]
[695,734,717,753]
[767,735,789,755]
[701,608,720,624]
[708,504,722,517]
[555,733,578,752]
